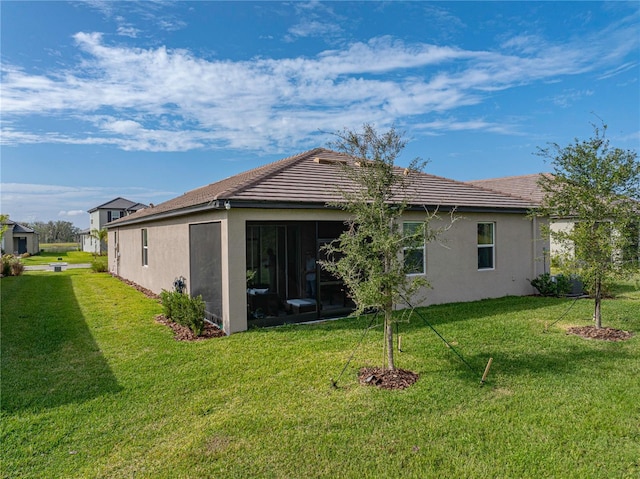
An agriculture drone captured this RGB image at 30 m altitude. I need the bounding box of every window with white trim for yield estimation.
[477,222,495,270]
[141,228,148,266]
[403,222,425,275]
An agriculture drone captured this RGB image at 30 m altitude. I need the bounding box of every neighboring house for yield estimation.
[81,198,147,254]
[1,219,40,255]
[108,148,549,334]
[467,173,640,265]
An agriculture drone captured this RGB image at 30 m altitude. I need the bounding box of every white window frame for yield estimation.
[477,222,495,271]
[141,228,148,266]
[403,221,426,275]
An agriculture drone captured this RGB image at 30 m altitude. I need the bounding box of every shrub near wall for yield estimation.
[530,273,572,297]
[1,255,24,277]
[159,290,205,336]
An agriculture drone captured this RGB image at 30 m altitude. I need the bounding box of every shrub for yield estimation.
[530,273,572,297]
[160,290,174,319]
[2,255,24,277]
[159,289,205,336]
[91,257,108,273]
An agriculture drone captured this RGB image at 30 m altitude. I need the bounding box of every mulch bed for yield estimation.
[358,367,419,390]
[112,274,159,299]
[567,325,633,341]
[112,275,225,341]
[155,315,226,341]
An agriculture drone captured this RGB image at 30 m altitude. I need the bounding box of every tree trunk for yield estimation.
[594,277,602,329]
[385,308,395,371]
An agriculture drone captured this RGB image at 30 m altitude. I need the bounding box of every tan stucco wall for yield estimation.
[109,210,239,332]
[549,219,575,259]
[408,211,549,307]
[110,207,549,334]
[2,229,40,255]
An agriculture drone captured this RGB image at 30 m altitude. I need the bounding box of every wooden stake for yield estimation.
[480,357,493,385]
[398,335,402,352]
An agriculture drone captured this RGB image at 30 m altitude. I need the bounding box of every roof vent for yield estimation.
[313,157,347,165]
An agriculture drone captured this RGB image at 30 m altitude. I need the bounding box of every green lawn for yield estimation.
[20,250,95,265]
[2,271,638,478]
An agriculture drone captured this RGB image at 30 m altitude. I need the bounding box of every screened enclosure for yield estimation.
[246,221,355,326]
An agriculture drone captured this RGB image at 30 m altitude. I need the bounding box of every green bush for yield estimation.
[91,257,108,273]
[530,273,572,297]
[160,290,174,318]
[159,290,205,336]
[2,255,24,277]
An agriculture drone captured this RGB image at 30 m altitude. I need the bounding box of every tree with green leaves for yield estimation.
[321,124,443,371]
[536,122,640,328]
[0,214,9,243]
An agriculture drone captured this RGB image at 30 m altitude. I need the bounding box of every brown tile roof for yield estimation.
[111,148,536,226]
[467,174,552,205]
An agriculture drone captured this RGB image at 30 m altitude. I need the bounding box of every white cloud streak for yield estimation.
[1,21,638,152]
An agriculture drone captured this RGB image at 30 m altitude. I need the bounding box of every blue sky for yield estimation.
[1,1,639,229]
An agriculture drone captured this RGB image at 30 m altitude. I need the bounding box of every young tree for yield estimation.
[536,122,640,328]
[321,124,441,371]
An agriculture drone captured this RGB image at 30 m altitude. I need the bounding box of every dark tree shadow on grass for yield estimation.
[1,274,122,413]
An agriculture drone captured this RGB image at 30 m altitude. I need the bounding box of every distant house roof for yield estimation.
[88,197,148,213]
[110,148,537,227]
[1,219,36,234]
[467,174,552,205]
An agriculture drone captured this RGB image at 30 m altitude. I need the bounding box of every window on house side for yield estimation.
[108,210,123,222]
[477,222,495,270]
[141,228,148,266]
[403,222,425,275]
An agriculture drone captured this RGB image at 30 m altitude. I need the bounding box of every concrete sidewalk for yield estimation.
[24,263,92,271]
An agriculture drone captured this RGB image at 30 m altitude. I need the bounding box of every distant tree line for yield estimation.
[23,221,81,244]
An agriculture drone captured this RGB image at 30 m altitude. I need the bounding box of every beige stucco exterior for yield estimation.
[109,206,549,334]
[2,223,40,255]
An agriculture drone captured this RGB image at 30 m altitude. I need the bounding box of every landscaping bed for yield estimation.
[155,314,225,341]
[567,325,633,341]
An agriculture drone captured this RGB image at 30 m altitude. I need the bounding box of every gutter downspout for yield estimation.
[532,215,538,283]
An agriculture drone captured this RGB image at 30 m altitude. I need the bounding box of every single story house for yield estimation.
[467,174,640,265]
[1,219,40,255]
[81,197,147,254]
[108,148,549,334]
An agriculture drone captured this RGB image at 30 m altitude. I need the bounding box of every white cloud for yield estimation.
[117,25,140,38]
[59,210,86,217]
[286,20,342,41]
[548,89,595,108]
[1,21,637,152]
[414,118,521,136]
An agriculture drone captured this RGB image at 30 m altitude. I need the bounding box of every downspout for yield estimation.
[532,215,536,279]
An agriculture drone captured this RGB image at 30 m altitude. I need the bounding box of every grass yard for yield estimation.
[19,250,95,266]
[1,271,639,478]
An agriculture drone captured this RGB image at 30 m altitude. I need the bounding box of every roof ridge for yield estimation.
[468,172,551,182]
[218,147,327,198]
